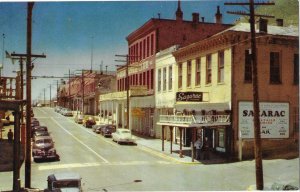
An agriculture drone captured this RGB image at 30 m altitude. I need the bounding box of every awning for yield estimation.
[175,102,231,111]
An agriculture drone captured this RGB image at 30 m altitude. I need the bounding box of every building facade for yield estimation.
[100,2,233,136]
[157,20,299,160]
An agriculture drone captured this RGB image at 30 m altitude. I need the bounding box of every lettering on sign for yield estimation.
[176,92,203,102]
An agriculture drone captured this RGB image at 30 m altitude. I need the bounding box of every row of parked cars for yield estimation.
[31,117,60,162]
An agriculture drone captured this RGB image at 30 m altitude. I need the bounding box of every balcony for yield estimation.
[158,114,231,127]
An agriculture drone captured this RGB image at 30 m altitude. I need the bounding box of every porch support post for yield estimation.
[179,127,183,158]
[169,126,173,154]
[162,125,164,151]
[191,127,196,162]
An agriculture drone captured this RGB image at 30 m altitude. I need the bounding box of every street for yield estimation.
[0,107,299,191]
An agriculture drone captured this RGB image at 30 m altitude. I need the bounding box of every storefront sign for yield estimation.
[238,102,289,138]
[176,92,202,102]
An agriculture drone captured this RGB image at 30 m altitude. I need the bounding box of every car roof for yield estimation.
[48,172,81,181]
[35,136,53,140]
[117,128,130,131]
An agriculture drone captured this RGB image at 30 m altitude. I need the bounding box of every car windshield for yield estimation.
[53,180,80,188]
[35,139,52,144]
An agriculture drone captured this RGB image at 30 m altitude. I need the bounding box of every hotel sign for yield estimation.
[238,102,289,139]
[176,92,203,102]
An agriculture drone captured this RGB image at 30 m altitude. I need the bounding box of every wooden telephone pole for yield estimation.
[225,0,274,190]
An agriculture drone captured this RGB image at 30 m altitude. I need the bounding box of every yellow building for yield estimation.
[157,21,299,160]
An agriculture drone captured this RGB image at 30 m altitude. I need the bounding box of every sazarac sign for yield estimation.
[176,92,203,102]
[238,102,289,139]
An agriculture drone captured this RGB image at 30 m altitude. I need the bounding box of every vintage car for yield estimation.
[45,172,82,192]
[112,128,135,144]
[74,114,84,124]
[100,124,116,137]
[82,115,96,128]
[32,136,59,161]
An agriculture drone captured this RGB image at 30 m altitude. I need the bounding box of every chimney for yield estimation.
[176,0,183,21]
[215,6,222,24]
[201,17,205,22]
[258,18,268,33]
[192,13,199,23]
[276,18,284,26]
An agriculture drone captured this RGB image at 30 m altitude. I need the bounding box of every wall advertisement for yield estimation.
[238,102,289,138]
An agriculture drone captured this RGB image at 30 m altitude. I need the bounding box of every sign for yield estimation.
[176,92,202,102]
[238,102,289,138]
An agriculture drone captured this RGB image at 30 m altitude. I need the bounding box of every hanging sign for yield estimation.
[176,92,203,102]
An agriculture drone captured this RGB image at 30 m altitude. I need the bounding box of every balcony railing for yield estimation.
[159,114,231,126]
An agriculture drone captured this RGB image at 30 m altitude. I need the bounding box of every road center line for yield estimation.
[50,117,109,163]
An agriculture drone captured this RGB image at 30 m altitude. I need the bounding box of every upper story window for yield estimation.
[169,65,173,90]
[178,63,183,89]
[270,52,281,84]
[163,67,167,91]
[157,69,161,92]
[151,34,154,56]
[294,54,299,85]
[187,60,192,87]
[206,54,212,84]
[195,58,201,86]
[218,51,225,83]
[244,49,252,83]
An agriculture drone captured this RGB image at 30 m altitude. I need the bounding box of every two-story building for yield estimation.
[157,19,299,160]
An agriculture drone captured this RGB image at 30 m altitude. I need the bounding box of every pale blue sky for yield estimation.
[0,1,239,101]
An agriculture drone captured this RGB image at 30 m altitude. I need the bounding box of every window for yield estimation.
[139,73,142,85]
[169,65,173,90]
[195,58,201,86]
[244,49,252,83]
[270,52,281,84]
[157,69,161,92]
[206,54,212,84]
[151,69,154,89]
[187,60,192,87]
[294,54,299,85]
[178,63,183,89]
[143,71,146,85]
[151,34,154,56]
[163,67,167,91]
[147,70,150,89]
[218,51,225,83]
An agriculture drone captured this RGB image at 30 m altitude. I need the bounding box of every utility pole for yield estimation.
[56,80,59,107]
[1,33,5,77]
[49,84,52,107]
[69,69,71,109]
[81,70,85,115]
[115,54,139,129]
[225,0,274,190]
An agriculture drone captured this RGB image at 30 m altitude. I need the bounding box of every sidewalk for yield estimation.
[133,134,229,165]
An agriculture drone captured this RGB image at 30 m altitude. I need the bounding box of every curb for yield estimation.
[136,143,200,165]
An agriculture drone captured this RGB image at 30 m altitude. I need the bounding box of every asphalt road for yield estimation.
[0,107,299,191]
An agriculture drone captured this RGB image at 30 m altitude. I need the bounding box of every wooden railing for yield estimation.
[159,114,230,125]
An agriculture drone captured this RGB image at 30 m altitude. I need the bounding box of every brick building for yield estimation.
[101,2,233,136]
[157,20,299,160]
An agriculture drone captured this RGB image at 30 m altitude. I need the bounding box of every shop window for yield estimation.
[195,58,201,86]
[218,129,225,148]
[163,67,167,91]
[218,50,225,83]
[169,65,173,90]
[178,62,183,89]
[157,69,161,92]
[187,60,192,87]
[270,52,281,84]
[294,54,299,85]
[244,49,252,83]
[206,54,212,84]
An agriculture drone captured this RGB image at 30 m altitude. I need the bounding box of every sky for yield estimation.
[0,0,240,101]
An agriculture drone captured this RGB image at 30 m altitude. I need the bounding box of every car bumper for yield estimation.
[118,138,135,143]
[33,154,57,159]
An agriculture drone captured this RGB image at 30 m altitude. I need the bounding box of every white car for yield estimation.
[112,128,135,144]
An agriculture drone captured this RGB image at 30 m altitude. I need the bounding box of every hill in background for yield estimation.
[236,0,299,27]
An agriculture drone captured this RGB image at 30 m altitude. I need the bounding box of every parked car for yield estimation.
[100,125,116,137]
[83,115,96,128]
[33,130,50,142]
[45,172,82,192]
[54,106,62,112]
[74,114,84,124]
[32,126,48,137]
[32,136,59,161]
[92,124,106,133]
[112,128,135,144]
[62,109,73,117]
